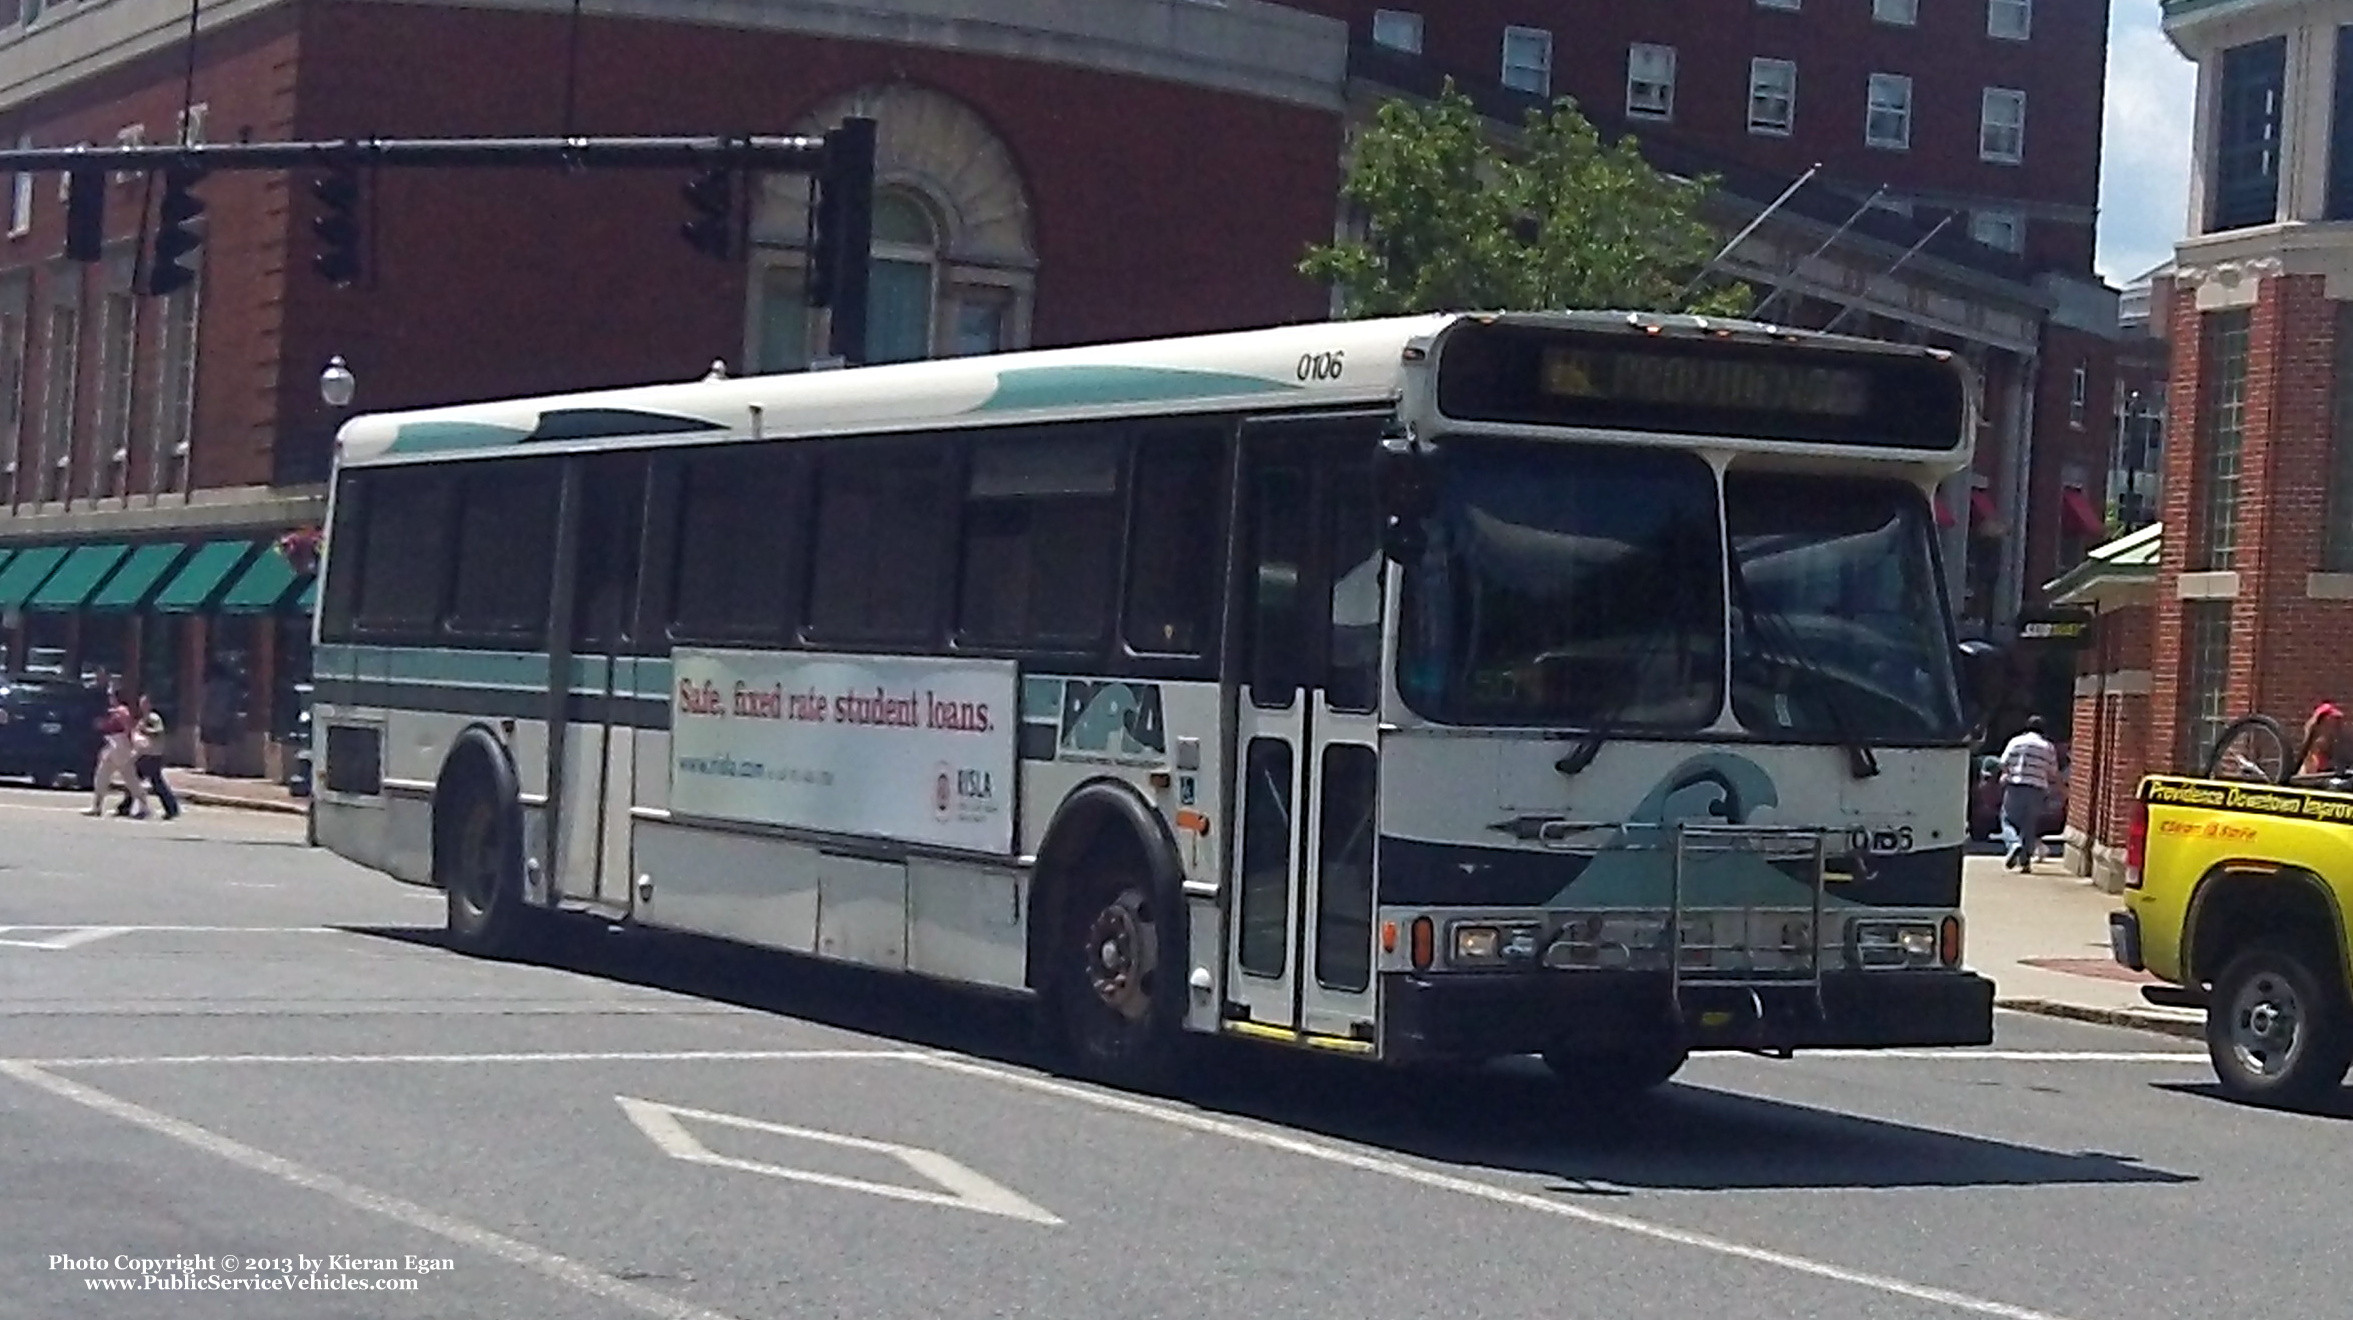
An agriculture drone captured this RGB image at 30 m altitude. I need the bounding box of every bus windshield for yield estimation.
[1396,440,1723,728]
[1724,470,1962,743]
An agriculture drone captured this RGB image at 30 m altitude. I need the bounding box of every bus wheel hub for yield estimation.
[1083,894,1155,1021]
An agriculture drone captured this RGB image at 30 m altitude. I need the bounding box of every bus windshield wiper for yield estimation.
[1726,547,1880,780]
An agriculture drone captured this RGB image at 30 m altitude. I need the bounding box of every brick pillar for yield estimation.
[2149,285,2205,773]
[2246,283,2353,738]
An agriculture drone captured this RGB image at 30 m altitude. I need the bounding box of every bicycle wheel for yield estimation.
[2206,714,2291,783]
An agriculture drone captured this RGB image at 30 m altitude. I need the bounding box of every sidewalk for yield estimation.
[1961,850,2203,1039]
[161,769,307,817]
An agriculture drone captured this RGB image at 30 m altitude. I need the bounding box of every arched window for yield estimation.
[747,85,1035,372]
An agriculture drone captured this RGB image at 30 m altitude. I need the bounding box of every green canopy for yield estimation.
[87,543,191,612]
[151,540,256,614]
[25,543,130,612]
[216,546,303,614]
[0,545,69,608]
[292,577,318,612]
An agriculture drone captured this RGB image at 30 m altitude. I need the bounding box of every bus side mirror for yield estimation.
[1955,639,2004,731]
[1376,436,1439,565]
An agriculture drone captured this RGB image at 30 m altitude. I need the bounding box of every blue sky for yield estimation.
[2095,2,2197,285]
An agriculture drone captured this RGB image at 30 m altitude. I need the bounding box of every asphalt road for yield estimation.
[0,785,2340,1320]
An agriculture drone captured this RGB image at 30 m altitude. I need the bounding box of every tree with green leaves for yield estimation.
[1301,82,1750,318]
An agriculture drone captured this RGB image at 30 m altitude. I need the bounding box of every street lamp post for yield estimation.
[319,355,356,410]
[294,354,356,837]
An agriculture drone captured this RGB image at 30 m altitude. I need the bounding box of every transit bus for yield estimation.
[310,310,1999,1094]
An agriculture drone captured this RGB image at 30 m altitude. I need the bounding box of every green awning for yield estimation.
[151,540,256,614]
[87,543,190,612]
[217,546,302,613]
[292,577,317,612]
[0,549,16,578]
[25,543,130,612]
[0,545,69,608]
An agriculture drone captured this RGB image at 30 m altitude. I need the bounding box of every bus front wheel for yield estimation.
[1055,872,1183,1091]
[441,791,541,959]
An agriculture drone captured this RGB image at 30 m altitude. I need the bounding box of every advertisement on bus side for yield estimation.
[669,649,1018,855]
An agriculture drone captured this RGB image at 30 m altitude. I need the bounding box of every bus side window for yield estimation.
[670,443,801,644]
[957,428,1121,651]
[354,467,456,640]
[806,438,952,644]
[445,459,561,647]
[319,470,367,644]
[1123,426,1223,658]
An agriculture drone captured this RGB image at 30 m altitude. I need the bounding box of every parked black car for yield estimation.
[0,673,105,789]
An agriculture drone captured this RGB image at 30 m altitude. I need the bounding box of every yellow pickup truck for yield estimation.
[2114,762,2353,1109]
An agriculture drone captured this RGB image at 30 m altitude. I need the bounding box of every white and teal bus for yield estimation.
[311,310,1999,1094]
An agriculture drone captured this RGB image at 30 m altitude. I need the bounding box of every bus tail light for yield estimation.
[1380,921,1398,955]
[2123,798,2148,889]
[1409,917,1434,971]
[1940,915,1962,967]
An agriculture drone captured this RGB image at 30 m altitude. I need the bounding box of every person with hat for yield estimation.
[2301,702,2349,779]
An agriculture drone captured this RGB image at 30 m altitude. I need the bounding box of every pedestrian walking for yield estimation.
[110,695,178,820]
[84,681,150,819]
[1997,715,2061,872]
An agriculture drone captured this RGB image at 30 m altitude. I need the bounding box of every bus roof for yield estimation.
[332,309,1964,467]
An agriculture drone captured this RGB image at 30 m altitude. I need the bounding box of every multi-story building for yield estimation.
[0,0,2125,780]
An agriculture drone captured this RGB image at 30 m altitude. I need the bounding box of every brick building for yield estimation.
[0,0,2127,780]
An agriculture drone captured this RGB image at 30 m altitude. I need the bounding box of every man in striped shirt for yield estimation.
[1998,715,2062,872]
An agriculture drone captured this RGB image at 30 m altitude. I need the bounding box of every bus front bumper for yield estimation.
[1379,968,1995,1063]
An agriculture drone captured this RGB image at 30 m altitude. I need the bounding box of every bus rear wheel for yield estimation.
[442,791,542,959]
[1541,1040,1689,1103]
[1055,875,1183,1091]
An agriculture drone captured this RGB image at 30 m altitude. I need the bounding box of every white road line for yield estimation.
[23,1048,935,1067]
[911,1055,2077,1320]
[1757,1049,2205,1063]
[0,1060,743,1320]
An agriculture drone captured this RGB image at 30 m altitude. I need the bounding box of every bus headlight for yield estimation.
[1450,922,1542,967]
[1848,921,1939,969]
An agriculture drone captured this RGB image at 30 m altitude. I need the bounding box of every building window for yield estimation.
[1502,27,1552,96]
[1749,59,1797,136]
[2325,303,2353,569]
[93,262,135,500]
[9,134,31,236]
[1757,0,1799,10]
[2069,365,2088,429]
[1970,208,2024,252]
[1371,9,1422,53]
[2214,37,2286,232]
[1874,0,1919,23]
[1981,88,2026,164]
[0,283,24,508]
[148,279,197,496]
[1627,44,1676,120]
[1988,0,2031,40]
[1866,74,1913,150]
[2196,310,2251,571]
[2182,601,2232,771]
[38,285,79,505]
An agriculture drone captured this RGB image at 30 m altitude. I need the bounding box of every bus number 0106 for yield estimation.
[1847,826,1914,855]
[1297,351,1345,382]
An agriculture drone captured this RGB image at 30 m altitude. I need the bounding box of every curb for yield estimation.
[1995,996,2205,1041]
[177,789,308,817]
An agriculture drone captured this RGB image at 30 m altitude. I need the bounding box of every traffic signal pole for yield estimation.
[4,122,878,365]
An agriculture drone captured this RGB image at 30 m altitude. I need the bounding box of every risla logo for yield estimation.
[933,762,995,821]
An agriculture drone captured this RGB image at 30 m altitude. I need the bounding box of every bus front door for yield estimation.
[553,453,647,911]
[1227,417,1382,1046]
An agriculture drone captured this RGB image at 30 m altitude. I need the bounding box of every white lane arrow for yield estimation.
[615,1096,1062,1226]
[0,926,130,949]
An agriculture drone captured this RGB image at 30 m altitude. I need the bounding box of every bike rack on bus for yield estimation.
[1666,824,1831,1026]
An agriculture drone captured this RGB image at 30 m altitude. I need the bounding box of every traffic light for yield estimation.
[680,167,732,259]
[808,117,875,365]
[64,166,104,263]
[145,164,205,298]
[310,165,361,286]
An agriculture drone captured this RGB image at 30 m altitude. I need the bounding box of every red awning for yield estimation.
[1969,491,1998,526]
[2061,487,2105,539]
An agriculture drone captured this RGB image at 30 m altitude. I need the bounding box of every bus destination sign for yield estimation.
[1434,321,1966,451]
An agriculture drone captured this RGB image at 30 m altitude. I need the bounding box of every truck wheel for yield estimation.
[2207,942,2353,1108]
[442,790,543,959]
[1542,1040,1690,1103]
[1054,872,1183,1092]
